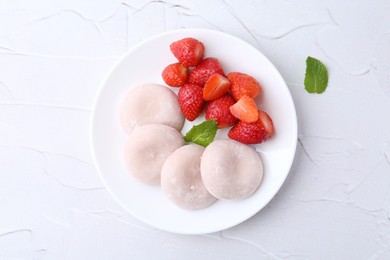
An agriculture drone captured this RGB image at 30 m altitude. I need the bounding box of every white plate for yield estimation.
[90,28,297,234]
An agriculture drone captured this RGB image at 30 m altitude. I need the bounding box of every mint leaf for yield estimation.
[304,56,328,94]
[184,120,218,147]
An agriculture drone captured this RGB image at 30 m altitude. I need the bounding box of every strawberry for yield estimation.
[188,58,225,87]
[229,95,259,123]
[178,84,205,121]
[228,110,275,144]
[170,37,205,67]
[258,109,275,138]
[203,73,231,101]
[162,62,189,87]
[205,93,238,128]
[227,72,262,101]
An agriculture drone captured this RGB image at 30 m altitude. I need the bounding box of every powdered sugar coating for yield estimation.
[161,144,216,210]
[201,139,263,200]
[124,124,185,185]
[120,84,185,134]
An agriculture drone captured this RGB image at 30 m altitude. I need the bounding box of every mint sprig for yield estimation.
[184,120,218,147]
[304,56,328,94]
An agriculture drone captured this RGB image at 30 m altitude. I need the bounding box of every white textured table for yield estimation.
[1,1,390,259]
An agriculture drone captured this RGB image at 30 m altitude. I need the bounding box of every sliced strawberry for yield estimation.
[170,37,204,67]
[258,109,275,137]
[162,62,189,87]
[227,72,262,101]
[178,84,205,121]
[188,58,225,87]
[203,73,230,101]
[205,93,238,128]
[228,109,275,144]
[229,95,259,123]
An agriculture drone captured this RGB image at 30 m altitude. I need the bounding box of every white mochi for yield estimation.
[161,144,217,210]
[120,84,185,134]
[124,124,185,185]
[201,140,263,200]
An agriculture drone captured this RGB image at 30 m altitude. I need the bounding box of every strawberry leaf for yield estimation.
[184,120,218,147]
[304,56,328,94]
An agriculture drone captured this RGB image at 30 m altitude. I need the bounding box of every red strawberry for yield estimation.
[178,84,205,121]
[170,37,205,67]
[188,58,225,87]
[228,110,275,144]
[229,95,259,123]
[203,73,231,101]
[205,93,238,128]
[162,62,189,87]
[227,72,262,101]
